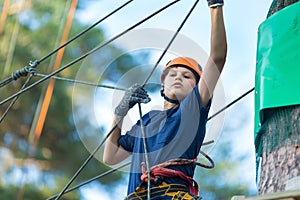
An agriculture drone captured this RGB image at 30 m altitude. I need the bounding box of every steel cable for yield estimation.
[207,87,255,121]
[35,73,126,91]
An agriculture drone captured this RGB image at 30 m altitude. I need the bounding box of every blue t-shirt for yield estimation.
[118,85,211,195]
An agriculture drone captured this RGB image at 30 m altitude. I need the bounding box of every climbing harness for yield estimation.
[139,154,214,197]
[140,159,199,196]
[125,182,201,200]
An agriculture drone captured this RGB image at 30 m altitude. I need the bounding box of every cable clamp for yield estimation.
[11,60,38,80]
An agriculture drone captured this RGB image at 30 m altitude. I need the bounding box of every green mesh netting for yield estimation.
[254,1,300,155]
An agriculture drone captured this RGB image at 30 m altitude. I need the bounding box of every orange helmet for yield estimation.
[161,57,202,82]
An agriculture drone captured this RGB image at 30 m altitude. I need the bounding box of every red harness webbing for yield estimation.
[140,158,199,195]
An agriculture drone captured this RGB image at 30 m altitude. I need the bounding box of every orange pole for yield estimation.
[0,0,10,36]
[33,0,78,145]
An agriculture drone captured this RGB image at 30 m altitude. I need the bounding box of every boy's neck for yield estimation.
[164,101,179,110]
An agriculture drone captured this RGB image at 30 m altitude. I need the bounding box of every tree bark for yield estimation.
[258,105,300,194]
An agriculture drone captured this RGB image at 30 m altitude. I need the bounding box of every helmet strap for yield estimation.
[160,89,179,104]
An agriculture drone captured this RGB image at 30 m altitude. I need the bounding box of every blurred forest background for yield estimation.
[0,0,257,199]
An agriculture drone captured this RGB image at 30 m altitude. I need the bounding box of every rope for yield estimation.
[138,103,151,199]
[0,0,179,107]
[197,150,215,169]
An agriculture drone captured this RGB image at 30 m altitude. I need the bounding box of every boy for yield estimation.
[104,0,227,199]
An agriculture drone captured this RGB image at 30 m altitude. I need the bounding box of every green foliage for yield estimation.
[0,182,80,200]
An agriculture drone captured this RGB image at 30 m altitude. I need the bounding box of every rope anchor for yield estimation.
[11,60,38,80]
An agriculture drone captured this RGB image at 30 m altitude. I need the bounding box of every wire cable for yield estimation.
[0,61,38,88]
[207,87,255,121]
[35,73,126,91]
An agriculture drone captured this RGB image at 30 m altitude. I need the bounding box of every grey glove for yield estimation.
[114,84,151,117]
[207,0,224,8]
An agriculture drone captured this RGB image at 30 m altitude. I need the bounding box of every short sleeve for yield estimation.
[118,123,141,153]
[181,85,211,123]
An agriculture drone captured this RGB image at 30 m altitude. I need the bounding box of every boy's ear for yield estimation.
[160,84,164,97]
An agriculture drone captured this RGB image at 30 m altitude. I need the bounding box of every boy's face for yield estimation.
[163,67,197,101]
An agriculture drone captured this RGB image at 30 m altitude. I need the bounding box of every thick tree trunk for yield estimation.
[257,0,300,195]
[258,105,300,194]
